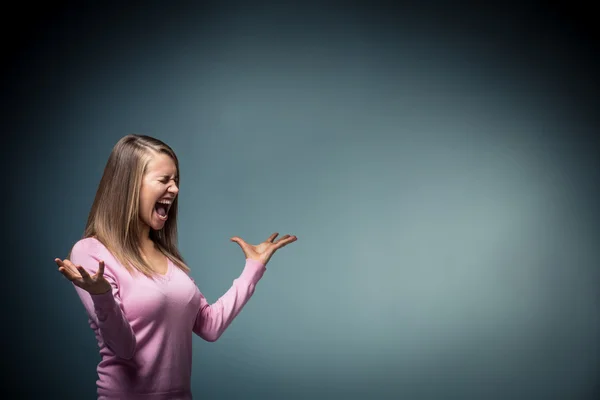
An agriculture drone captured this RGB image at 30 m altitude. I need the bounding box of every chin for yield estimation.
[152,222,166,231]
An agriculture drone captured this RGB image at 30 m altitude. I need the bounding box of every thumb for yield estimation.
[230,237,249,254]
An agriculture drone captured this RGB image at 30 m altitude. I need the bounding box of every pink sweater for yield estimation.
[69,237,266,399]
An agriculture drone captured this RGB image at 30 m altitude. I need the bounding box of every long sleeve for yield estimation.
[193,258,266,342]
[70,241,136,359]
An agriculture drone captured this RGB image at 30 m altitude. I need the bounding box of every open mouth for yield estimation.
[154,200,172,221]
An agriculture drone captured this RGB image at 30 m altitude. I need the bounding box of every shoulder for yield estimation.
[70,238,131,282]
[71,237,108,258]
[70,237,121,276]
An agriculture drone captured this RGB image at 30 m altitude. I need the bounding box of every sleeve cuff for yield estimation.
[90,289,116,310]
[239,258,266,284]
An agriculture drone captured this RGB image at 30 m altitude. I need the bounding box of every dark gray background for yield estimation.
[5,1,599,399]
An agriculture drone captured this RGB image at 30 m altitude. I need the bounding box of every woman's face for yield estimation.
[139,152,179,232]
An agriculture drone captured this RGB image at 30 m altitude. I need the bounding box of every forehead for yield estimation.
[145,152,177,175]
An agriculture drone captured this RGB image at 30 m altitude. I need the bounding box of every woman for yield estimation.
[54,134,297,399]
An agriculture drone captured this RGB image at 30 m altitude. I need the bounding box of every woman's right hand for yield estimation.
[55,258,112,295]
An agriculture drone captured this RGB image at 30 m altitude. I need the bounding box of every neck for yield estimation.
[139,227,155,254]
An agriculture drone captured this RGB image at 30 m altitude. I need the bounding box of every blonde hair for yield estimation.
[73,134,190,279]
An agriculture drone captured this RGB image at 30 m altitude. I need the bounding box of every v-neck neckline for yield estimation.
[156,257,170,276]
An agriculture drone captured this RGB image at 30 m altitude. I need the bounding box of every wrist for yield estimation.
[90,286,111,296]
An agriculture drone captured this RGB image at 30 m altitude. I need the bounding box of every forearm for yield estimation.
[193,259,265,341]
[76,286,137,359]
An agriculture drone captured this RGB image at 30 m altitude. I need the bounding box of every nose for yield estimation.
[168,182,179,195]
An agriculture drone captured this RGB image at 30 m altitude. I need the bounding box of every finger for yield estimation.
[275,235,297,249]
[97,260,105,277]
[274,234,291,243]
[77,265,93,282]
[57,265,73,279]
[230,236,248,247]
[55,258,65,270]
[62,259,80,276]
[230,237,250,255]
[266,233,279,243]
[58,266,83,285]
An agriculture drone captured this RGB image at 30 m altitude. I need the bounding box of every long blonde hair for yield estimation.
[73,134,190,279]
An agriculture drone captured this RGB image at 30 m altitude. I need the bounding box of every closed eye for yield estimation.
[160,176,179,184]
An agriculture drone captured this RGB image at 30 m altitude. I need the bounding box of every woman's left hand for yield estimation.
[230,232,297,266]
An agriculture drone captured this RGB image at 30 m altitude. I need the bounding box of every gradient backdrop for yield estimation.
[5,1,599,399]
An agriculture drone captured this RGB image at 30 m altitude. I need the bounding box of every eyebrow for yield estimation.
[160,174,179,179]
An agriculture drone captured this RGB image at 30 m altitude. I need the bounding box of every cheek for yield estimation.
[140,184,161,204]
[144,200,154,215]
[139,189,157,215]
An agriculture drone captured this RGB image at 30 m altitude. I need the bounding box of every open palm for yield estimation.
[55,258,112,295]
[230,232,297,266]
